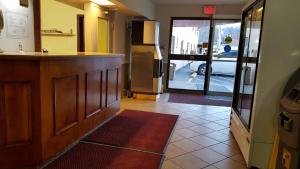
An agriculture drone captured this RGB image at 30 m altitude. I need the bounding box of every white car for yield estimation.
[190,51,238,75]
[170,60,192,72]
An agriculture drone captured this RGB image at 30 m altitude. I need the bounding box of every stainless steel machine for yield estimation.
[277,68,300,169]
[130,20,163,95]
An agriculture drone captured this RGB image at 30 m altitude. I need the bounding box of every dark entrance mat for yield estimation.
[45,143,163,169]
[83,109,178,154]
[168,93,232,107]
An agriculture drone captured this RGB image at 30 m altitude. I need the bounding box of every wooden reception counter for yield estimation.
[0,52,123,169]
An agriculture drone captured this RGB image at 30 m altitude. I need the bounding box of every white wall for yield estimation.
[115,0,155,20]
[250,0,300,168]
[0,0,35,52]
[111,11,129,96]
[112,12,126,54]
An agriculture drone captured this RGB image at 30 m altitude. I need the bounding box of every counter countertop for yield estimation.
[0,52,124,60]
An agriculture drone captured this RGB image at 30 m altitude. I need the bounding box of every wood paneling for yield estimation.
[0,61,42,169]
[0,56,121,169]
[53,75,79,135]
[0,82,32,147]
[85,70,102,118]
[106,68,119,107]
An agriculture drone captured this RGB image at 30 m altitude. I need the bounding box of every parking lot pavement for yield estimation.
[169,65,235,93]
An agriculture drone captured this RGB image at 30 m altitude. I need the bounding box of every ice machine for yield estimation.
[130,20,163,95]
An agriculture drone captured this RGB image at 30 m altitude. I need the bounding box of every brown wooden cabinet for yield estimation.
[0,53,122,169]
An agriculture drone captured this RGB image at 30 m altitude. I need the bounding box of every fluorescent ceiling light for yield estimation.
[91,0,115,6]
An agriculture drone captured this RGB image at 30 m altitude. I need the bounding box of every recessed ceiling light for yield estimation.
[91,0,115,6]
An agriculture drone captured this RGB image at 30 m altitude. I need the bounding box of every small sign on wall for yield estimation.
[5,11,28,38]
[225,36,233,44]
[20,0,29,8]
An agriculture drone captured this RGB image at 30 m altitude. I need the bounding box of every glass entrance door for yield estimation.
[167,18,211,92]
[167,18,241,95]
[209,20,241,94]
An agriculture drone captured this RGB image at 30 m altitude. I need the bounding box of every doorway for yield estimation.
[77,15,85,52]
[98,18,109,53]
[167,18,241,96]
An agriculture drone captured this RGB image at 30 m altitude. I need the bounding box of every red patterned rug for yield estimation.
[45,143,163,169]
[83,109,178,154]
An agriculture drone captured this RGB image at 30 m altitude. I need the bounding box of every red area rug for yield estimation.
[168,93,232,107]
[45,143,163,169]
[83,109,178,153]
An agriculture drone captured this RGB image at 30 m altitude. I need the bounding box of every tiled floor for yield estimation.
[121,94,247,169]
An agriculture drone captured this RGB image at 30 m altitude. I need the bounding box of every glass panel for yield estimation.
[233,1,264,127]
[247,3,263,58]
[237,9,252,113]
[209,20,241,93]
[168,60,205,90]
[240,2,264,126]
[240,63,257,124]
[170,20,211,55]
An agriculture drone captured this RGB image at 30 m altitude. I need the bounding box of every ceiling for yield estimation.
[55,0,139,16]
[151,0,246,5]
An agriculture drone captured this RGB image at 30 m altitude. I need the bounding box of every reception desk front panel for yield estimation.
[0,53,122,169]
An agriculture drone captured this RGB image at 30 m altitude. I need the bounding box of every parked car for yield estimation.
[217,50,238,58]
[190,50,238,75]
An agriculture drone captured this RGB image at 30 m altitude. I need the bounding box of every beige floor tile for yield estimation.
[202,165,219,169]
[223,139,239,149]
[165,144,187,159]
[189,135,220,147]
[121,96,245,169]
[208,143,240,157]
[161,160,183,169]
[218,128,231,135]
[170,132,185,143]
[172,153,209,169]
[172,139,203,152]
[180,114,197,120]
[200,122,228,131]
[230,153,246,164]
[175,128,200,138]
[193,106,212,112]
[192,148,227,164]
[214,119,230,127]
[174,123,187,130]
[204,131,232,142]
[192,112,213,117]
[186,117,209,125]
[189,125,214,134]
[213,113,231,120]
[198,115,222,121]
[209,106,231,112]
[177,119,198,128]
[213,158,247,169]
